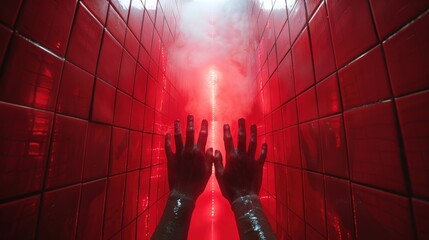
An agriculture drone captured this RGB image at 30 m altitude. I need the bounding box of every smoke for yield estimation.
[167,0,257,124]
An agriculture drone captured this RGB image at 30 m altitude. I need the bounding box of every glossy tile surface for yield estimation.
[0,103,53,199]
[396,90,429,198]
[17,0,77,55]
[38,185,81,240]
[0,34,63,111]
[344,101,406,193]
[57,61,94,119]
[67,3,103,74]
[46,115,87,189]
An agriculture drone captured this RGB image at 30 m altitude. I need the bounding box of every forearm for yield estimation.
[231,194,276,240]
[151,191,195,240]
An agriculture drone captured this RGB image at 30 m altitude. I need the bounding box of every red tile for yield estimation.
[287,167,304,219]
[288,0,306,43]
[0,103,53,199]
[276,20,290,62]
[303,171,326,236]
[57,62,94,119]
[324,177,354,240]
[0,34,63,111]
[141,133,153,168]
[46,115,87,189]
[272,5,287,38]
[292,28,315,94]
[129,0,144,38]
[327,0,377,67]
[316,73,341,117]
[111,0,131,22]
[123,171,139,226]
[122,220,137,240]
[369,0,429,40]
[267,48,277,78]
[306,0,322,18]
[125,28,139,60]
[128,131,142,171]
[67,3,103,74]
[270,73,281,110]
[137,211,149,239]
[131,99,145,131]
[413,199,429,240]
[0,24,12,66]
[306,225,324,240]
[144,106,155,133]
[0,0,23,27]
[275,165,288,205]
[118,50,136,96]
[309,3,336,81]
[38,185,81,240]
[384,13,429,96]
[283,126,301,168]
[282,99,298,128]
[319,115,348,178]
[138,168,150,214]
[110,127,129,175]
[97,31,122,86]
[352,184,413,239]
[83,123,111,181]
[81,0,109,24]
[104,174,126,239]
[287,209,305,240]
[278,53,295,104]
[76,179,107,240]
[141,10,154,53]
[17,0,76,56]
[0,195,39,239]
[107,5,126,44]
[134,64,148,103]
[338,46,391,110]
[344,101,406,193]
[114,90,132,128]
[92,78,116,124]
[297,87,318,122]
[300,121,322,172]
[396,90,429,198]
[149,166,159,206]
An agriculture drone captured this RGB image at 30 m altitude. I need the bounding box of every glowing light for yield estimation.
[145,0,157,10]
[259,0,286,10]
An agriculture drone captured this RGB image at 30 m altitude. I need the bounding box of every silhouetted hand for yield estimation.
[213,118,267,203]
[165,115,213,201]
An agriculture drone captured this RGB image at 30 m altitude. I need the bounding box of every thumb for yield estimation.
[213,150,224,179]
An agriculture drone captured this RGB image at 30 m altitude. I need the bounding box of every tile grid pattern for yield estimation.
[249,0,429,239]
[0,0,185,239]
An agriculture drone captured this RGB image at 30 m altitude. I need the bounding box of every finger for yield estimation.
[213,150,224,179]
[185,115,195,148]
[237,118,246,154]
[248,124,257,159]
[257,143,268,165]
[197,119,208,151]
[165,133,176,189]
[174,120,183,153]
[165,133,174,160]
[205,148,214,168]
[223,124,234,154]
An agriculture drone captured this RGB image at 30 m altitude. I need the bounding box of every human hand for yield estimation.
[213,118,267,203]
[165,115,213,201]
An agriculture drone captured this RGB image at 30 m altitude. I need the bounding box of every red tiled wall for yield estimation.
[0,0,184,239]
[249,0,429,239]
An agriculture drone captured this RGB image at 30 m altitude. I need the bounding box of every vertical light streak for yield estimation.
[209,68,217,240]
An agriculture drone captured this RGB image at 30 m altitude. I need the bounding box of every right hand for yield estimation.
[213,118,268,203]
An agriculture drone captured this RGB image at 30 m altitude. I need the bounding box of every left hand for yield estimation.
[165,115,213,201]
